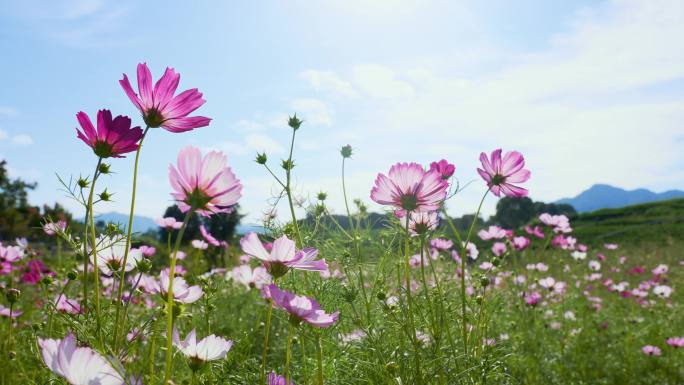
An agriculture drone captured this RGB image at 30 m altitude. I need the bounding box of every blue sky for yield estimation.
[1,0,683,224]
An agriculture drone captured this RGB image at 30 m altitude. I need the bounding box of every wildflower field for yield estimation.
[1,63,683,385]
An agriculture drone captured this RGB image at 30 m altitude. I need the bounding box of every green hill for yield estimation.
[571,198,684,246]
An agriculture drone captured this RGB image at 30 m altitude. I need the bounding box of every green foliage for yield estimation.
[491,196,576,229]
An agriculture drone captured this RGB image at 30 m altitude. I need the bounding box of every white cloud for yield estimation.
[0,106,18,117]
[11,134,33,146]
[0,129,8,141]
[245,134,286,154]
[352,64,414,98]
[290,98,333,126]
[299,70,357,97]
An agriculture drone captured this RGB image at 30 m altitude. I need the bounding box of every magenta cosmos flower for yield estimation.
[200,224,220,246]
[477,149,531,197]
[240,232,327,278]
[120,63,211,132]
[269,372,295,385]
[642,345,662,356]
[429,159,455,180]
[666,337,684,348]
[262,284,339,328]
[38,333,124,385]
[371,162,448,216]
[169,146,242,217]
[76,110,143,158]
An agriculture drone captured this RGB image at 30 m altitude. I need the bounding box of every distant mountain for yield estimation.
[556,184,684,213]
[79,212,158,234]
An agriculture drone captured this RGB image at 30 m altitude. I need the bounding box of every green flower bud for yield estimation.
[317,192,327,201]
[288,114,303,130]
[77,177,89,189]
[67,270,79,281]
[340,144,353,158]
[136,258,152,273]
[255,152,268,165]
[6,288,21,303]
[98,189,113,202]
[98,163,111,175]
[480,276,490,287]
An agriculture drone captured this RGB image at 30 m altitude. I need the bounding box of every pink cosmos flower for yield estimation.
[524,225,545,238]
[653,285,672,298]
[55,294,81,314]
[43,220,67,236]
[524,292,542,306]
[120,63,211,132]
[21,259,54,285]
[539,277,557,290]
[200,224,220,246]
[652,264,668,275]
[0,244,23,264]
[262,284,339,328]
[430,238,453,250]
[138,245,156,257]
[402,211,439,236]
[512,236,531,251]
[642,345,661,356]
[477,149,530,197]
[478,226,508,241]
[491,242,507,257]
[0,304,22,318]
[191,240,208,250]
[370,162,448,216]
[666,337,684,348]
[76,110,143,158]
[152,270,203,304]
[240,233,327,277]
[539,213,572,233]
[268,372,295,385]
[429,159,455,180]
[604,243,618,250]
[169,146,242,217]
[156,217,183,230]
[228,265,272,289]
[452,242,479,261]
[95,236,143,276]
[38,333,124,385]
[173,328,233,362]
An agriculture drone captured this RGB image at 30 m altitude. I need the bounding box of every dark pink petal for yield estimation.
[478,152,495,176]
[490,149,503,173]
[162,88,206,119]
[137,63,154,109]
[162,116,211,133]
[76,111,96,140]
[119,74,144,111]
[153,67,181,110]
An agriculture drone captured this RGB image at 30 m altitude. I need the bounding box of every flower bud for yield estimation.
[67,270,79,281]
[476,295,484,304]
[317,192,327,201]
[6,288,21,303]
[41,275,54,286]
[340,144,353,158]
[480,276,490,287]
[288,114,303,130]
[77,177,89,189]
[136,258,152,273]
[281,159,295,171]
[255,153,268,165]
[98,163,111,174]
[98,189,113,202]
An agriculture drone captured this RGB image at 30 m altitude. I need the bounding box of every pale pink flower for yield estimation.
[228,265,272,289]
[477,149,531,197]
[666,337,684,348]
[491,242,507,257]
[55,295,81,314]
[536,263,549,272]
[539,213,572,233]
[156,217,183,230]
[191,240,208,250]
[642,345,661,356]
[173,328,233,362]
[0,244,23,264]
[200,225,220,246]
[653,285,672,298]
[604,243,618,250]
[370,162,448,216]
[430,238,453,250]
[38,333,124,385]
[240,233,326,277]
[169,146,242,217]
[588,260,601,271]
[512,236,530,251]
[525,292,542,306]
[262,284,339,328]
[402,211,439,236]
[120,63,211,132]
[95,236,143,276]
[152,270,203,304]
[453,242,479,261]
[524,225,545,238]
[652,264,668,275]
[478,226,507,240]
[0,304,22,318]
[138,245,156,257]
[43,220,67,236]
[539,277,556,290]
[340,329,367,344]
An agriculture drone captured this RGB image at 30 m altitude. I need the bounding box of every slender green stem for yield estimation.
[147,324,157,380]
[6,303,13,352]
[261,299,274,384]
[418,238,437,342]
[285,128,303,248]
[86,158,103,342]
[459,189,489,358]
[113,126,149,350]
[286,322,294,384]
[403,214,421,384]
[81,184,91,310]
[316,332,323,385]
[163,210,193,385]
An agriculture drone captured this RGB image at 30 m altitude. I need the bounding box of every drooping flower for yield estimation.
[43,220,67,236]
[228,265,272,289]
[402,211,439,236]
[268,372,295,385]
[38,333,124,385]
[478,226,508,241]
[95,236,143,276]
[173,328,233,363]
[477,149,530,197]
[240,233,327,278]
[199,224,221,246]
[120,63,211,132]
[76,110,143,158]
[370,162,448,216]
[169,146,242,217]
[152,269,203,304]
[156,217,183,230]
[262,284,339,328]
[642,345,662,356]
[55,295,81,314]
[429,159,455,180]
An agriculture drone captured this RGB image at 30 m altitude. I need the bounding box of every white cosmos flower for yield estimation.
[173,328,233,362]
[95,236,142,276]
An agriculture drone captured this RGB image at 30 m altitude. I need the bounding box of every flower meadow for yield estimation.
[0,64,683,385]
